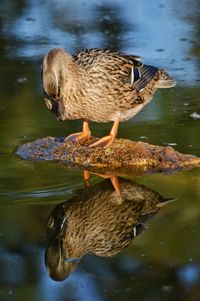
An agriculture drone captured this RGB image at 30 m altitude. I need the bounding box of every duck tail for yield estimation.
[156,198,176,208]
[155,69,176,88]
[134,65,176,91]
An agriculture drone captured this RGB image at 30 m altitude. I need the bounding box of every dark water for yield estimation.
[0,0,200,300]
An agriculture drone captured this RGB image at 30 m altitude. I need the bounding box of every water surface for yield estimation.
[0,1,200,300]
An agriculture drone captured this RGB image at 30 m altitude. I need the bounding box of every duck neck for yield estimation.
[60,59,85,114]
[64,57,82,82]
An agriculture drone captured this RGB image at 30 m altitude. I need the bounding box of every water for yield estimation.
[0,0,200,300]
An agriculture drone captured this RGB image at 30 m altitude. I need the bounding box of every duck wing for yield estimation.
[73,49,175,91]
[73,48,142,69]
[73,49,142,82]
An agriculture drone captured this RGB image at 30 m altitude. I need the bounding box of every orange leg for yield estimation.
[90,116,120,148]
[65,119,91,142]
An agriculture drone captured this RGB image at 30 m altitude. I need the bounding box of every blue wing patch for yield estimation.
[131,66,140,83]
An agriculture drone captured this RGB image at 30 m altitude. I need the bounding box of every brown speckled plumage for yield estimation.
[45,178,171,281]
[42,48,176,123]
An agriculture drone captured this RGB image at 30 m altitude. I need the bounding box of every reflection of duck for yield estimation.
[45,178,172,281]
[42,48,176,147]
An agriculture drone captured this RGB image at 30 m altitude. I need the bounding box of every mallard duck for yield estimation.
[42,48,176,147]
[45,177,172,281]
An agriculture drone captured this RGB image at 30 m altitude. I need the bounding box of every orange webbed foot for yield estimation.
[90,116,120,148]
[65,119,91,142]
[65,131,91,142]
[89,135,115,147]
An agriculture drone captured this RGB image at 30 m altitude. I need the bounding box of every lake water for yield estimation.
[0,0,200,300]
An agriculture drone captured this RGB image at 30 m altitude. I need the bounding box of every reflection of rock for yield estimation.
[45,178,171,281]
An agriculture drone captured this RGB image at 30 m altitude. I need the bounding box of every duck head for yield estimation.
[45,235,79,281]
[41,48,75,121]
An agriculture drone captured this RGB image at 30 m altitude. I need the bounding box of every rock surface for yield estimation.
[16,137,200,175]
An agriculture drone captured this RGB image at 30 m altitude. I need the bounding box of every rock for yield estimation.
[16,136,200,175]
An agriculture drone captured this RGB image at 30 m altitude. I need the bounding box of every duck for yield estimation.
[45,177,173,281]
[42,48,176,147]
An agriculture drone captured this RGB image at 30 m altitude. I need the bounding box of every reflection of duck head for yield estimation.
[45,178,171,281]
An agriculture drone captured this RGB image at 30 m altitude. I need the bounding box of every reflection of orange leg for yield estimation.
[83,170,90,187]
[90,116,120,148]
[83,171,120,194]
[65,119,91,142]
[110,176,120,195]
[93,172,121,194]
